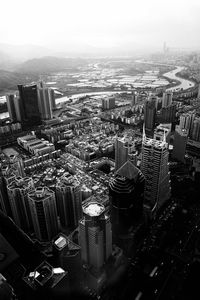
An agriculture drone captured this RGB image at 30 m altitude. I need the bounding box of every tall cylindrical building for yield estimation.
[79,202,112,270]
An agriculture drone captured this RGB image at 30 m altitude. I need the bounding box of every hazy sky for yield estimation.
[1,0,200,51]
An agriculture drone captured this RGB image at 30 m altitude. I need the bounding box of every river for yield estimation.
[0,66,195,120]
[164,66,195,92]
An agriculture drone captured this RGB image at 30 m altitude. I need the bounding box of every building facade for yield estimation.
[7,176,34,231]
[79,202,112,270]
[28,187,59,241]
[172,126,188,163]
[55,174,82,229]
[141,129,171,217]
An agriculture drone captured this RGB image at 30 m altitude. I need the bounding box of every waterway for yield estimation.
[0,66,195,120]
[165,66,195,92]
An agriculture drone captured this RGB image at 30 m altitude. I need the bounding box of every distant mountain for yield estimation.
[0,43,56,64]
[0,69,38,92]
[15,56,87,74]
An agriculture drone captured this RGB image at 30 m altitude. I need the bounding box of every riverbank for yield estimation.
[164,66,195,92]
[0,65,195,120]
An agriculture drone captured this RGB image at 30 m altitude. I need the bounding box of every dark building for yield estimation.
[53,234,82,283]
[23,261,69,300]
[115,137,135,171]
[172,126,188,163]
[0,210,43,268]
[0,175,12,217]
[144,98,157,136]
[0,274,17,300]
[18,84,41,126]
[79,202,112,270]
[109,160,145,246]
[159,103,176,124]
[28,187,59,242]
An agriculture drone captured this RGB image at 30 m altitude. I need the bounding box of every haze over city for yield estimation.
[1,0,200,56]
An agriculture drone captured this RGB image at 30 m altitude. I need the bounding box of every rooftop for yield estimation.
[116,160,139,180]
[83,202,105,217]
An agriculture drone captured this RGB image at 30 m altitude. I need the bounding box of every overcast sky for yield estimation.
[1,0,200,51]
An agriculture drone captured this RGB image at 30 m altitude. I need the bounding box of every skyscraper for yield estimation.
[49,88,56,110]
[162,91,173,108]
[141,127,171,217]
[37,87,53,120]
[154,123,171,144]
[179,113,195,135]
[172,126,188,163]
[115,137,135,171]
[191,118,200,142]
[131,92,138,106]
[6,94,22,122]
[144,97,157,135]
[18,84,41,126]
[7,176,34,231]
[6,94,17,122]
[102,97,115,110]
[109,160,145,245]
[55,174,82,229]
[160,103,176,124]
[28,187,59,241]
[53,234,82,282]
[79,201,112,269]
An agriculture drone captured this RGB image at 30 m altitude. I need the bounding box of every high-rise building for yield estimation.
[172,126,188,163]
[131,92,138,106]
[109,160,145,245]
[162,92,173,108]
[7,176,34,231]
[141,128,171,217]
[159,103,176,124]
[28,187,59,241]
[115,137,135,171]
[79,201,112,270]
[6,94,17,122]
[102,97,115,110]
[55,174,82,229]
[37,87,53,120]
[144,97,157,134]
[49,88,56,110]
[6,94,22,122]
[154,123,171,144]
[179,113,195,135]
[191,118,200,142]
[8,154,24,178]
[0,166,16,217]
[53,234,82,282]
[18,84,41,126]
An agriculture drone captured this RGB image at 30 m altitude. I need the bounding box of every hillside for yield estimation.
[15,56,87,74]
[0,69,38,92]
